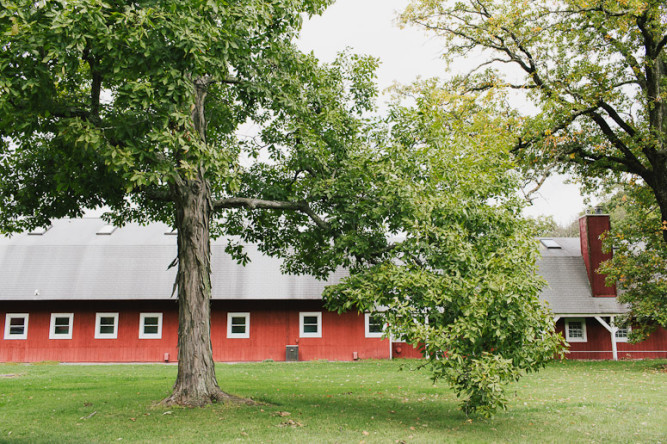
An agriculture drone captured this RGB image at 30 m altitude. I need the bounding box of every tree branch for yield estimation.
[598,100,636,138]
[213,197,331,230]
[585,110,648,176]
[143,186,173,202]
[656,34,667,55]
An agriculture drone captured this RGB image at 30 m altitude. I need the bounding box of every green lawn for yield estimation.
[0,359,665,443]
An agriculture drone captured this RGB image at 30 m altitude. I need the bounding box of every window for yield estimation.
[49,313,73,339]
[565,318,587,342]
[4,313,29,340]
[139,313,163,339]
[95,313,119,339]
[299,312,322,338]
[365,313,385,338]
[227,312,250,338]
[28,226,51,235]
[615,326,630,342]
[540,239,561,249]
[96,224,117,235]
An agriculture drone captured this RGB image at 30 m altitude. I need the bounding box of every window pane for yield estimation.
[54,325,70,334]
[100,317,115,326]
[368,316,383,333]
[303,316,318,325]
[615,328,628,338]
[231,317,246,326]
[100,325,115,334]
[9,325,25,335]
[143,325,158,334]
[55,317,70,327]
[303,324,318,333]
[144,317,158,326]
[231,325,246,334]
[568,322,583,338]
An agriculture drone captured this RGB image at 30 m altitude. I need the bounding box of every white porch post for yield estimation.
[595,316,618,361]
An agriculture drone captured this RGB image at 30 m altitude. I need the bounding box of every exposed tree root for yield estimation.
[160,388,256,407]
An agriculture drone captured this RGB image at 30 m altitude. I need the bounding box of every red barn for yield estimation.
[0,218,391,363]
[1,214,665,362]
[537,214,667,360]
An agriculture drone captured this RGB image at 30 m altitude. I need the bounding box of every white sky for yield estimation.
[297,0,590,227]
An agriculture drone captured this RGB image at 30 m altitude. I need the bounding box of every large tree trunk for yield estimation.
[646,155,667,244]
[161,174,250,406]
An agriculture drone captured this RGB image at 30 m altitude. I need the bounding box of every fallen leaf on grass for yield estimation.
[276,419,304,428]
[362,431,369,436]
[274,411,291,417]
[129,418,136,422]
[162,411,172,415]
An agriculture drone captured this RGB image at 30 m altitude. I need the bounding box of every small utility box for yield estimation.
[285,345,299,362]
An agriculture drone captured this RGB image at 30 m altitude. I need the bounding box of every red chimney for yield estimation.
[579,214,616,297]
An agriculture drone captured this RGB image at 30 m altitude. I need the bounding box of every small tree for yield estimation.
[322,83,565,417]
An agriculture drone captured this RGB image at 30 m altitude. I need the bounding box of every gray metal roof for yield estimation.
[0,220,627,315]
[536,237,627,315]
[0,218,344,301]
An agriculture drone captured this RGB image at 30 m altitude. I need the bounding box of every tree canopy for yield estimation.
[0,0,375,406]
[401,0,667,244]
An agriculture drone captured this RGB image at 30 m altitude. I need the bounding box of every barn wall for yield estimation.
[0,300,390,363]
[391,342,424,359]
[556,318,667,360]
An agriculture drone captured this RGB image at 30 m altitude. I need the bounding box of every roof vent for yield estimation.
[540,239,561,249]
[28,226,51,235]
[96,224,117,235]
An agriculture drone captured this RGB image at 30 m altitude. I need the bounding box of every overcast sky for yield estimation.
[297,0,591,227]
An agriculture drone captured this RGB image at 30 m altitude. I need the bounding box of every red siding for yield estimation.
[556,318,667,360]
[5,303,666,363]
[391,342,424,359]
[0,302,179,362]
[1,301,390,363]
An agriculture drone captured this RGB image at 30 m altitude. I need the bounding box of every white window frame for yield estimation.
[565,318,587,342]
[614,325,631,343]
[49,313,74,340]
[4,313,29,340]
[139,313,163,339]
[227,312,250,339]
[94,312,119,339]
[365,313,385,338]
[299,312,322,338]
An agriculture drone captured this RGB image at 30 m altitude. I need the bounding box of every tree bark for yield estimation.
[161,173,252,407]
[654,159,667,244]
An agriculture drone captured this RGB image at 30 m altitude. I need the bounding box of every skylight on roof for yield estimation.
[96,224,117,235]
[28,226,51,235]
[540,239,561,249]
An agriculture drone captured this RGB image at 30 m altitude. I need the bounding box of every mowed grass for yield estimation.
[0,360,665,443]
